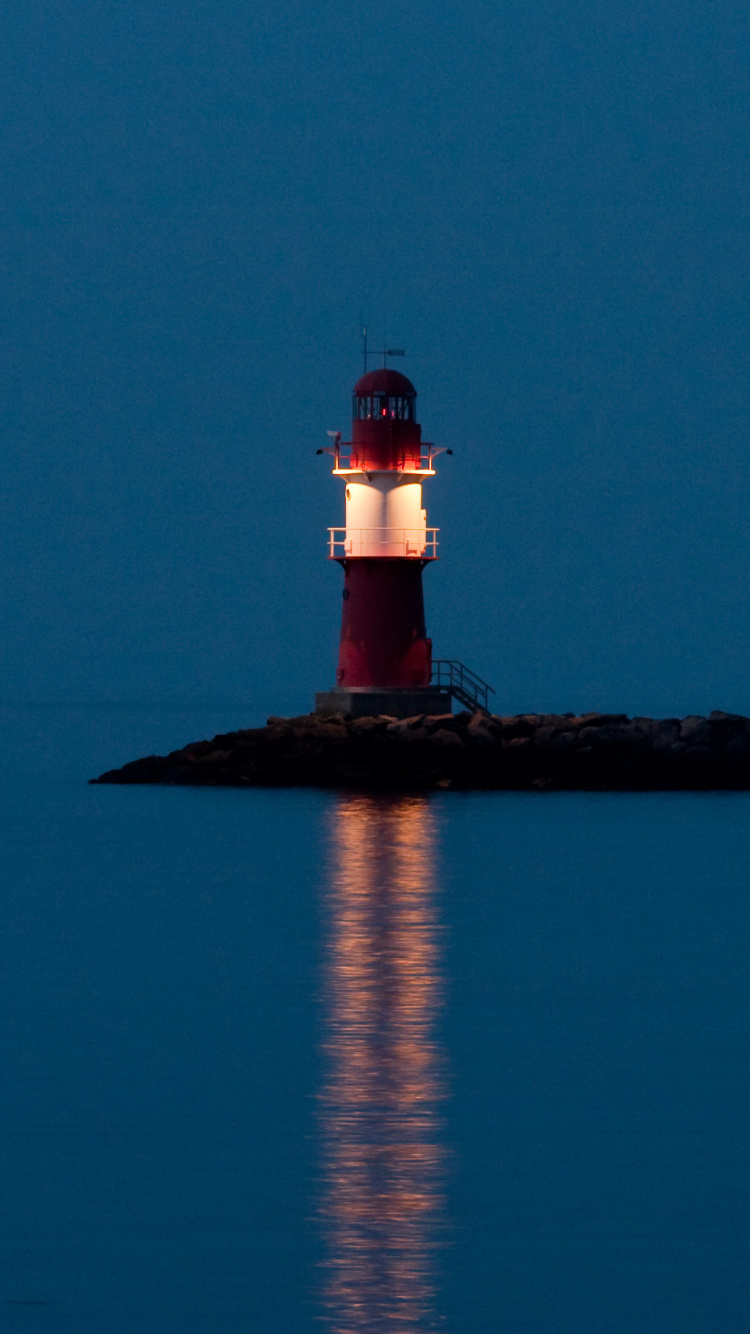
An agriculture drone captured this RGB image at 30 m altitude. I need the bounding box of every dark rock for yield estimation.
[491,716,535,740]
[724,734,750,758]
[634,718,680,749]
[708,713,750,748]
[351,716,388,735]
[466,730,494,748]
[685,745,716,762]
[423,714,467,737]
[385,716,425,736]
[534,726,578,747]
[307,721,349,742]
[466,712,494,745]
[546,729,579,750]
[571,713,630,728]
[430,728,464,748]
[680,716,713,746]
[90,709,750,792]
[265,722,292,740]
[578,724,646,748]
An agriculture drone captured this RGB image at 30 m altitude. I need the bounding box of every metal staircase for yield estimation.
[432,660,495,713]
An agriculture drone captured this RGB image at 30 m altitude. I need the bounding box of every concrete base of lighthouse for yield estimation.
[315,686,452,720]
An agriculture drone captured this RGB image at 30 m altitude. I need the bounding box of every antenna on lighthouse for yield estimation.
[361,325,406,373]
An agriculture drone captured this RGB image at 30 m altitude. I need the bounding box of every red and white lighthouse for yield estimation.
[315,365,455,719]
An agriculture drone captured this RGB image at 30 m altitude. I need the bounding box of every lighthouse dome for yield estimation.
[353,368,416,397]
[352,368,417,423]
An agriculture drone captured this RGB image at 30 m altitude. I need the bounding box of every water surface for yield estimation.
[1,705,749,1332]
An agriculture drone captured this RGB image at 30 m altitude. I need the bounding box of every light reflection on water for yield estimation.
[320,794,445,1333]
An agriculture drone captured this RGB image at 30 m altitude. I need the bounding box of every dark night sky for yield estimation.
[2,0,749,718]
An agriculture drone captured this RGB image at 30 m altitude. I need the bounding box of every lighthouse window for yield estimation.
[353,394,415,421]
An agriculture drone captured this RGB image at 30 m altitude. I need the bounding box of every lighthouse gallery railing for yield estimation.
[328,528,439,559]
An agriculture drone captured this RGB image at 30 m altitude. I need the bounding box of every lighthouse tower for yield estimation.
[315,366,453,720]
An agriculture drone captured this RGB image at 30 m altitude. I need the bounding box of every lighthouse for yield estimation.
[315,364,456,720]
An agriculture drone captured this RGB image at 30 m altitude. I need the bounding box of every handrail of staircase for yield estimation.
[432,659,495,713]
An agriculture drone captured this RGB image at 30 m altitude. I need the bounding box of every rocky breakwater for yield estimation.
[91,709,750,791]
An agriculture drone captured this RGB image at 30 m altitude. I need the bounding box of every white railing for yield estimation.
[328,527,439,559]
[320,441,449,474]
[333,448,438,474]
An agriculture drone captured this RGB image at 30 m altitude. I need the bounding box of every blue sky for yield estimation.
[2,0,749,718]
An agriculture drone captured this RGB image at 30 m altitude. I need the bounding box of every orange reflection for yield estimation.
[320,794,445,1333]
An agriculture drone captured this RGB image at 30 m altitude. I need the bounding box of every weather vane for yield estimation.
[361,326,405,375]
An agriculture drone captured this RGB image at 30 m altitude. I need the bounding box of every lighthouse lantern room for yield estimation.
[315,366,454,720]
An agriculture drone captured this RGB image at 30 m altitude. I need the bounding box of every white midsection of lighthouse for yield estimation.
[344,475,428,557]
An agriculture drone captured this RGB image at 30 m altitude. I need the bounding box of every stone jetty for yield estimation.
[91,709,750,791]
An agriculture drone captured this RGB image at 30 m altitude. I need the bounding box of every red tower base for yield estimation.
[335,559,432,688]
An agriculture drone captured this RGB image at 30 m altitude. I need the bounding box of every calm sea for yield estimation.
[1,704,749,1333]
